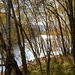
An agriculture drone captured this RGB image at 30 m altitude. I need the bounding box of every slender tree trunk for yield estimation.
[17,0,28,74]
[0,32,23,75]
[72,0,75,64]
[37,58,43,75]
[47,53,50,75]
[10,0,28,74]
[69,0,75,64]
[10,54,23,75]
[57,16,66,56]
[70,18,75,64]
[5,0,12,75]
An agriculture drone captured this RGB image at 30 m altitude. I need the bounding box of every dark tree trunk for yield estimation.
[46,46,51,75]
[10,0,28,74]
[17,0,28,74]
[47,54,50,75]
[10,54,23,75]
[57,16,66,56]
[68,0,75,64]
[70,18,75,64]
[5,0,12,74]
[0,32,23,75]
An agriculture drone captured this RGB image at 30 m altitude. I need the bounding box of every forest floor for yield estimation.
[12,54,75,75]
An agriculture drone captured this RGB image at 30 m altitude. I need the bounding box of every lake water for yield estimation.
[0,46,35,72]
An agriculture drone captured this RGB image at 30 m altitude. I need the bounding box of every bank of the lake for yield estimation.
[11,54,75,75]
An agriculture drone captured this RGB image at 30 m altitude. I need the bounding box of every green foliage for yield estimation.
[54,65,65,75]
[27,55,75,75]
[11,55,75,75]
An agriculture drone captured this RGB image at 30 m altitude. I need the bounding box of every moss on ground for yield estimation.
[11,55,75,75]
